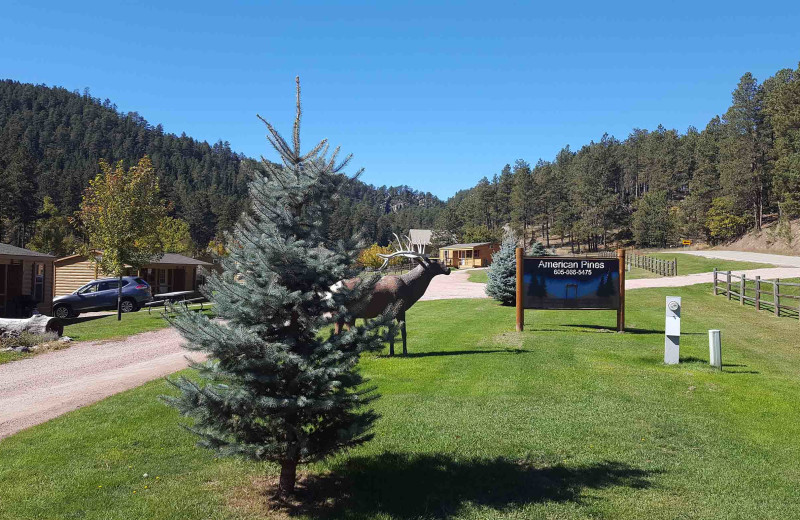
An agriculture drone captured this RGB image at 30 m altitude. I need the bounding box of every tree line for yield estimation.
[4,60,800,257]
[437,62,800,251]
[0,80,442,255]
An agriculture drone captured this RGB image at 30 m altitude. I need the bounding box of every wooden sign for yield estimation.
[516,249,625,332]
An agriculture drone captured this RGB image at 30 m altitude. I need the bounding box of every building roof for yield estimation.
[0,243,55,259]
[55,251,211,266]
[408,229,433,246]
[439,242,494,249]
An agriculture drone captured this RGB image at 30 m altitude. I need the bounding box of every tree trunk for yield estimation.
[0,315,63,338]
[117,274,123,321]
[276,459,298,497]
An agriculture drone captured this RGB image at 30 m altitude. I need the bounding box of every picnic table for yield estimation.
[144,291,207,313]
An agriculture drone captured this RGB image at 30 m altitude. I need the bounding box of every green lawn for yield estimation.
[627,252,774,279]
[2,286,800,518]
[0,305,212,365]
[467,268,488,283]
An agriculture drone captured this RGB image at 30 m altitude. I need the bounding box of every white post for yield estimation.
[665,296,681,365]
[708,330,722,370]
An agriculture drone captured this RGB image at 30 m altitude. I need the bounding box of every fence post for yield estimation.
[774,279,780,317]
[726,271,731,300]
[755,276,761,311]
[740,274,746,305]
[713,268,718,295]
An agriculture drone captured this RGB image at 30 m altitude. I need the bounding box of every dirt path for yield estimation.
[0,327,200,440]
[680,250,800,267]
[625,267,800,289]
[420,269,487,300]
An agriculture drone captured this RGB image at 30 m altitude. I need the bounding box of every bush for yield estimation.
[486,236,518,305]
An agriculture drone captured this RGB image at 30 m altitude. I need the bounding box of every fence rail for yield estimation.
[626,252,677,277]
[713,269,800,319]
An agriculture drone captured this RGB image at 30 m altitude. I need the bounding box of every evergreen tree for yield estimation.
[164,80,389,498]
[486,235,518,305]
[526,241,550,256]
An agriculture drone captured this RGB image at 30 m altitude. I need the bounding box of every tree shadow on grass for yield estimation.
[549,324,661,335]
[679,356,759,374]
[381,348,531,359]
[283,453,659,519]
[62,315,107,325]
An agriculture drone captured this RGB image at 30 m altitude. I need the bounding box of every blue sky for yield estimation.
[2,1,799,199]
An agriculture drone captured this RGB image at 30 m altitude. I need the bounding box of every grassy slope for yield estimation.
[467,269,488,283]
[0,306,211,365]
[2,286,800,519]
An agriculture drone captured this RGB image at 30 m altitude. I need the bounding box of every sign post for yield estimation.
[664,296,681,364]
[516,247,524,332]
[617,248,625,332]
[515,250,625,331]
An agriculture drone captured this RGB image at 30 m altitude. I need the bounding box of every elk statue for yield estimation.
[334,235,451,355]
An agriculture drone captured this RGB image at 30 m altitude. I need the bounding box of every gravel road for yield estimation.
[680,250,800,267]
[0,327,200,439]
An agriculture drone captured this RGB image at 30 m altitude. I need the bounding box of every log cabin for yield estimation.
[54,252,212,297]
[0,244,56,317]
[438,242,500,269]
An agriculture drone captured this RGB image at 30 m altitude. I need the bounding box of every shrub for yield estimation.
[486,236,518,305]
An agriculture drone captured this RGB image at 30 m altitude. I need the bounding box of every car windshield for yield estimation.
[78,284,98,294]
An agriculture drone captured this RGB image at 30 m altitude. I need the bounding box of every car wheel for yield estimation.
[53,305,71,319]
[120,299,137,313]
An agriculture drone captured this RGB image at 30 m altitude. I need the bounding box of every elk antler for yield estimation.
[377,233,430,270]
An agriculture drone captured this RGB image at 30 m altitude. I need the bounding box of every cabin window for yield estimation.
[33,263,45,302]
[474,250,480,258]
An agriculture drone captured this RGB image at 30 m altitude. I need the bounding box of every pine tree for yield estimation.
[486,235,518,305]
[164,79,389,498]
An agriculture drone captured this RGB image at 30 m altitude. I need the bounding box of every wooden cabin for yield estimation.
[438,242,500,269]
[54,252,212,297]
[0,244,55,317]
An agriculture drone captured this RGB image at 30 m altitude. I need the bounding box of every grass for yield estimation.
[0,305,212,365]
[2,286,800,518]
[627,252,775,279]
[467,268,488,283]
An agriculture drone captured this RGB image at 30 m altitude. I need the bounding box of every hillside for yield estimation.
[720,218,800,255]
[0,80,443,252]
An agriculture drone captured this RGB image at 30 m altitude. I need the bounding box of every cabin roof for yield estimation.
[439,242,494,249]
[0,243,55,259]
[408,229,433,245]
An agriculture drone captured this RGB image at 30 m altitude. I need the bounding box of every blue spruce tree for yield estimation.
[164,79,389,497]
[486,235,518,305]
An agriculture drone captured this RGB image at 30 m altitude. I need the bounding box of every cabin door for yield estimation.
[173,269,186,291]
[7,264,23,299]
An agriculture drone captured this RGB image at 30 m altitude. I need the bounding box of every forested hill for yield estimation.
[434,62,800,252]
[0,80,442,252]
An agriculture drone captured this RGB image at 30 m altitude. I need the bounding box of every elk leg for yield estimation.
[334,320,343,335]
[399,312,407,356]
[388,322,395,357]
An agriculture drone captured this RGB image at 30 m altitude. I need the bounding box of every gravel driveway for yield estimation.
[0,327,200,439]
[680,250,800,267]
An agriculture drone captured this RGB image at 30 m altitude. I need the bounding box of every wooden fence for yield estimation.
[626,252,677,277]
[713,269,800,319]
